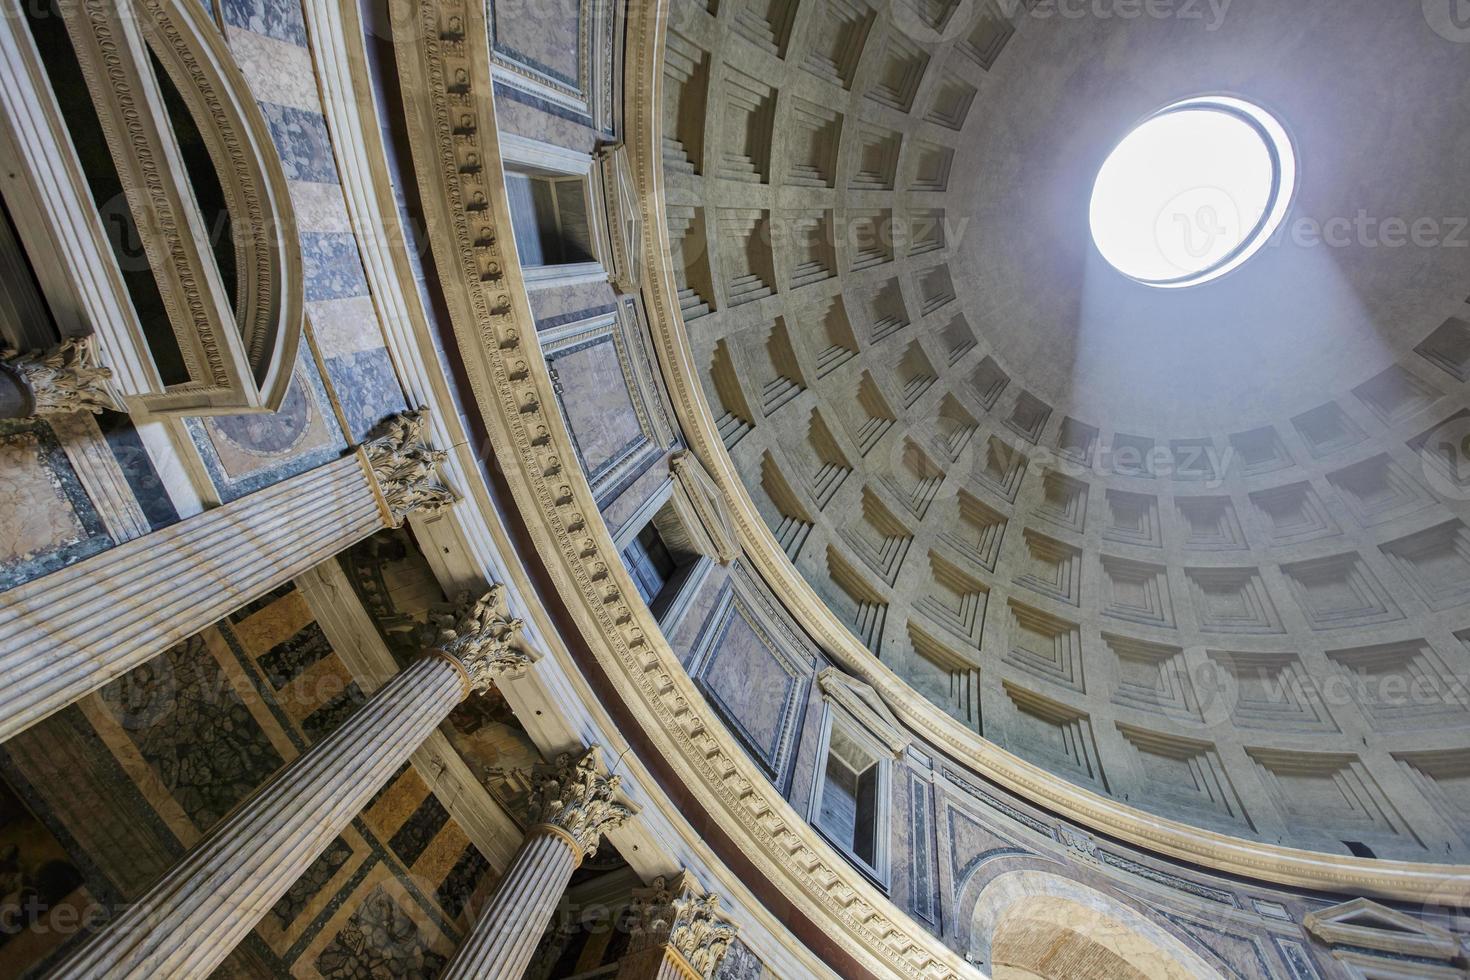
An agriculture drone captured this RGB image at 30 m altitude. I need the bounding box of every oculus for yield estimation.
[1089,96,1296,288]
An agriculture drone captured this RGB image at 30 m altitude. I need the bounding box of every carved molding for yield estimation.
[383,0,976,972]
[360,407,458,525]
[1303,897,1460,962]
[1,336,120,418]
[817,668,911,759]
[420,584,531,691]
[525,747,631,862]
[597,141,643,294]
[629,872,738,978]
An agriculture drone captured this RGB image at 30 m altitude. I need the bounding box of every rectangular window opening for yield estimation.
[505,172,595,269]
[816,726,883,875]
[618,499,703,621]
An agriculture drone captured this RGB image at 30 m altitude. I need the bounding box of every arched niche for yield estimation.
[970,870,1226,980]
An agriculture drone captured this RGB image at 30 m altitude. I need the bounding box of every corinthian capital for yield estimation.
[362,407,457,524]
[526,747,630,862]
[420,585,529,690]
[628,872,737,978]
[1,336,120,419]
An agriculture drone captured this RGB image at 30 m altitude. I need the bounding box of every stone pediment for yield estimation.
[817,668,910,758]
[1303,897,1459,962]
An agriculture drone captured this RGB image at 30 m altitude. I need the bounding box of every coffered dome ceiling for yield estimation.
[952,0,1470,432]
[664,0,1470,858]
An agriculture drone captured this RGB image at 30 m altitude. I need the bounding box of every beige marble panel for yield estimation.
[0,433,86,562]
[225,26,321,112]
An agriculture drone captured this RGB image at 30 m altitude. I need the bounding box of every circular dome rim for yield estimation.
[1087,93,1298,290]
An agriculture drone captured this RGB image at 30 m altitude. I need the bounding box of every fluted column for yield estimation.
[442,748,631,979]
[617,872,737,980]
[0,408,455,744]
[46,588,526,980]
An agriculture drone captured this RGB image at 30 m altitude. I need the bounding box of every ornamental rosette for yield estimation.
[629,873,737,978]
[363,407,458,523]
[525,747,630,859]
[420,585,529,690]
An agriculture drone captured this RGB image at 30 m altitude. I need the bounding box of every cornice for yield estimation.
[621,0,1470,908]
[384,0,974,974]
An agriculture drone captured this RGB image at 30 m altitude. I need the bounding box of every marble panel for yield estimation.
[0,424,110,589]
[226,28,319,111]
[491,0,583,87]
[221,0,308,46]
[300,232,371,302]
[324,347,408,443]
[548,334,646,484]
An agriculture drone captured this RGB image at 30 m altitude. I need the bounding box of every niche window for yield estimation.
[618,499,704,623]
[622,521,678,606]
[808,670,908,886]
[816,725,884,872]
[500,134,607,289]
[505,173,596,270]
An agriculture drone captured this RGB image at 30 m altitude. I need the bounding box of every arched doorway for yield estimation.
[970,871,1226,980]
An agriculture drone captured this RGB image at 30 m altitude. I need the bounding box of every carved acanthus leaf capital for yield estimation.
[362,408,458,524]
[628,872,737,977]
[420,584,529,690]
[525,747,630,861]
[2,337,120,418]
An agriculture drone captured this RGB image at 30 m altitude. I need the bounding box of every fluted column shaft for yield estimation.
[440,828,579,979]
[47,654,467,980]
[0,408,454,745]
[441,747,629,978]
[0,453,383,744]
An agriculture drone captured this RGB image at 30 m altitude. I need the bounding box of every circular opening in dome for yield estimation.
[1089,96,1296,288]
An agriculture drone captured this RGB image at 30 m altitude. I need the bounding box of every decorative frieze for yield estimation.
[385,0,977,969]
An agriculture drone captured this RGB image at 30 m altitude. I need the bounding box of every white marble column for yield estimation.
[441,747,631,979]
[0,408,455,744]
[45,588,525,980]
[617,872,737,980]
